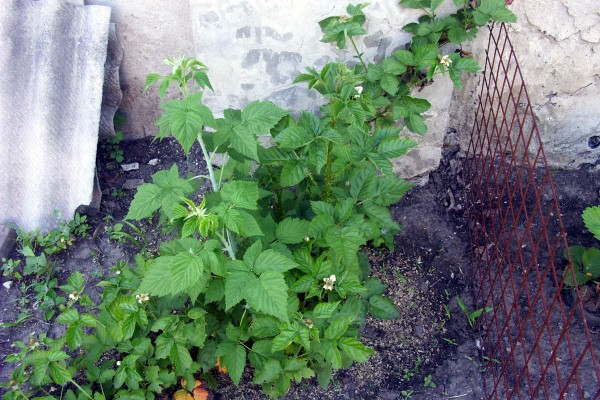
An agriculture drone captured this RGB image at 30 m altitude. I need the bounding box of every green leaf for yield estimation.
[245,272,289,322]
[394,50,417,66]
[325,317,353,341]
[406,113,427,134]
[313,301,340,319]
[250,315,280,338]
[48,362,71,386]
[281,160,308,186]
[126,184,162,220]
[241,101,288,136]
[254,249,298,275]
[337,337,374,362]
[221,181,260,210]
[271,326,298,352]
[216,341,247,384]
[276,124,313,148]
[138,257,173,297]
[583,206,600,241]
[170,343,193,374]
[380,73,399,96]
[169,252,205,294]
[225,261,254,310]
[56,308,79,325]
[157,93,215,155]
[65,322,83,350]
[454,57,481,73]
[154,334,174,359]
[205,279,225,304]
[237,209,265,237]
[276,218,310,244]
[290,275,315,293]
[369,295,400,319]
[253,359,283,384]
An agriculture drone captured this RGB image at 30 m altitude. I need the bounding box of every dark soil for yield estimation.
[0,132,598,399]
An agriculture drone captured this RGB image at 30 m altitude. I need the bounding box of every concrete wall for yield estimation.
[101,0,599,175]
[450,0,600,168]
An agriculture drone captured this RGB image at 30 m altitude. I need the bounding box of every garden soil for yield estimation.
[0,133,598,399]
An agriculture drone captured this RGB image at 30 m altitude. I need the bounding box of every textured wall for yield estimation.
[0,0,110,232]
[85,0,196,139]
[189,0,458,177]
[451,0,600,168]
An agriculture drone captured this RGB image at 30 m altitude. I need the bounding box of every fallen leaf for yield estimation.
[215,356,227,374]
[173,389,193,400]
[193,386,210,400]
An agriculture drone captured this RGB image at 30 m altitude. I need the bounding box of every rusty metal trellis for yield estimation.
[464,23,600,399]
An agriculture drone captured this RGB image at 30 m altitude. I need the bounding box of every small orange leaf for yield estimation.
[215,356,227,374]
[173,389,193,400]
[192,386,210,400]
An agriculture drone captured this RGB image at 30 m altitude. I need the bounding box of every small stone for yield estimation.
[3,281,12,289]
[413,324,425,338]
[148,158,158,166]
[123,179,144,190]
[377,389,400,400]
[120,162,139,171]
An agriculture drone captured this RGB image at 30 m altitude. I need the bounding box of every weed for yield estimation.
[423,373,437,388]
[456,296,493,329]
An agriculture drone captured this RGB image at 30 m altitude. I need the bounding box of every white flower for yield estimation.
[323,274,336,291]
[304,319,314,329]
[115,270,121,275]
[440,55,452,67]
[136,293,150,304]
[304,236,310,242]
[353,85,363,99]
[69,291,80,301]
[116,360,121,366]
[3,281,13,289]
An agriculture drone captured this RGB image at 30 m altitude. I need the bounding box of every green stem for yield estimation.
[349,36,368,72]
[349,36,368,71]
[69,378,93,400]
[196,132,219,191]
[196,131,238,258]
[324,141,333,201]
[217,230,236,260]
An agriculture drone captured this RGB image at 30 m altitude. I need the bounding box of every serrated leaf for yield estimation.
[171,343,193,373]
[253,358,283,384]
[380,73,399,96]
[48,362,71,386]
[369,295,400,319]
[56,308,79,324]
[325,317,353,340]
[169,252,205,294]
[276,218,310,244]
[290,275,315,293]
[337,337,374,362]
[281,160,309,187]
[583,206,600,241]
[406,113,427,134]
[241,101,288,135]
[271,326,298,352]
[454,57,481,73]
[313,301,341,319]
[205,279,225,304]
[237,210,264,237]
[66,322,83,350]
[126,184,162,220]
[276,125,313,148]
[138,257,173,297]
[250,315,280,338]
[245,272,289,322]
[221,181,260,210]
[216,342,247,384]
[225,261,253,310]
[254,249,298,275]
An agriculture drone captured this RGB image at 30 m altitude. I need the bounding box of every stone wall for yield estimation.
[100,0,599,174]
[450,0,600,168]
